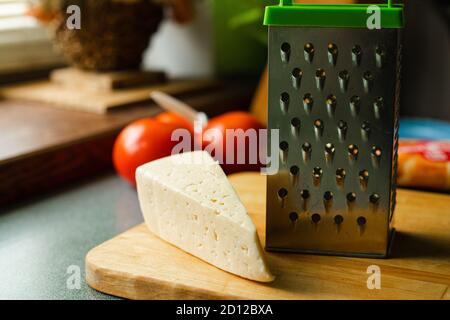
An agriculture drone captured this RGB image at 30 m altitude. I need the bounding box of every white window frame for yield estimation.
[0,0,64,75]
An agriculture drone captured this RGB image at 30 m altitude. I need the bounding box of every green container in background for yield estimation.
[213,0,278,76]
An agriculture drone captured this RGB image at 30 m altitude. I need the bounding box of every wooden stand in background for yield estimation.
[50,68,167,93]
[0,68,217,114]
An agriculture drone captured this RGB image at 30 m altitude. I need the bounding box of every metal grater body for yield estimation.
[266,27,401,257]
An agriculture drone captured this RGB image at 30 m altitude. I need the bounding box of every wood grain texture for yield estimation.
[86,172,450,300]
[50,68,167,93]
[0,79,217,114]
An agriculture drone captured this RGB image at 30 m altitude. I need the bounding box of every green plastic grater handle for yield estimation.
[265,0,404,28]
[280,0,392,6]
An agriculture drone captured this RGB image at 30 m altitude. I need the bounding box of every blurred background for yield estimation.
[0,0,448,112]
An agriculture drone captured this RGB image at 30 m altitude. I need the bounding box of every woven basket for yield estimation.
[53,0,163,71]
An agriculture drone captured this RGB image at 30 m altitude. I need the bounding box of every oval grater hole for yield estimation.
[326,94,337,103]
[348,144,359,157]
[305,43,314,52]
[280,92,290,113]
[375,46,385,55]
[302,142,312,153]
[374,97,384,119]
[291,68,303,89]
[334,215,344,225]
[279,141,289,163]
[292,68,302,78]
[280,42,291,63]
[350,95,361,104]
[375,96,384,105]
[325,143,335,155]
[314,119,324,129]
[326,95,337,116]
[363,71,374,92]
[338,120,348,140]
[315,68,326,90]
[327,43,338,65]
[375,45,386,68]
[304,43,315,62]
[314,119,324,138]
[357,216,367,226]
[289,212,299,223]
[311,213,321,224]
[347,192,357,202]
[336,168,346,180]
[370,193,380,204]
[338,121,348,130]
[372,146,382,158]
[324,191,334,201]
[352,45,362,66]
[278,188,288,199]
[302,143,312,162]
[301,189,310,200]
[328,43,338,54]
[280,92,290,103]
[352,45,362,55]
[359,170,370,182]
[339,70,349,80]
[361,122,371,139]
[363,71,374,81]
[279,141,289,151]
[349,95,361,116]
[361,121,371,132]
[290,165,300,176]
[313,167,323,178]
[291,118,301,137]
[316,68,326,77]
[303,93,314,112]
[289,166,300,185]
[291,117,301,128]
[338,70,350,92]
[281,42,290,52]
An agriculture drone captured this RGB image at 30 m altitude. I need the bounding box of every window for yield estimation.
[0,0,63,74]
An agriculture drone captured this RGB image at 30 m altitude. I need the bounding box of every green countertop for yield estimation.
[0,174,142,300]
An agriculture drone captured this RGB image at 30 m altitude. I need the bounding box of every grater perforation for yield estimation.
[265,1,403,257]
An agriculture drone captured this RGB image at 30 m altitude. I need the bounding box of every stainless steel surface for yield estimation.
[266,26,401,257]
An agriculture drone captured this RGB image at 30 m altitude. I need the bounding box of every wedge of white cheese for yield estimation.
[136,151,274,282]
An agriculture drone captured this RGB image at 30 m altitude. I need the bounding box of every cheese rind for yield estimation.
[136,151,274,282]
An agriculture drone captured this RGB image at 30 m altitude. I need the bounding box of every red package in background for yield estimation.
[398,141,450,191]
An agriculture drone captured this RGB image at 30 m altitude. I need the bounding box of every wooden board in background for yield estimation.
[86,173,450,300]
[0,79,218,114]
[50,68,167,93]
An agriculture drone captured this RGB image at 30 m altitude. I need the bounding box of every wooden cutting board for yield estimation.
[0,79,217,114]
[86,173,450,300]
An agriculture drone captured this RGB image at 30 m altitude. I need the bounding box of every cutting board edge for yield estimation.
[85,226,246,300]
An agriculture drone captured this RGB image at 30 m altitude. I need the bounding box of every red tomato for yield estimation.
[202,111,265,174]
[155,111,193,133]
[113,118,180,186]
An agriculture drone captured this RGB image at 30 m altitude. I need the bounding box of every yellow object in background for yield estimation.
[250,65,268,126]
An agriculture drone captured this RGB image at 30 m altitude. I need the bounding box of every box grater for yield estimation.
[265,0,404,257]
